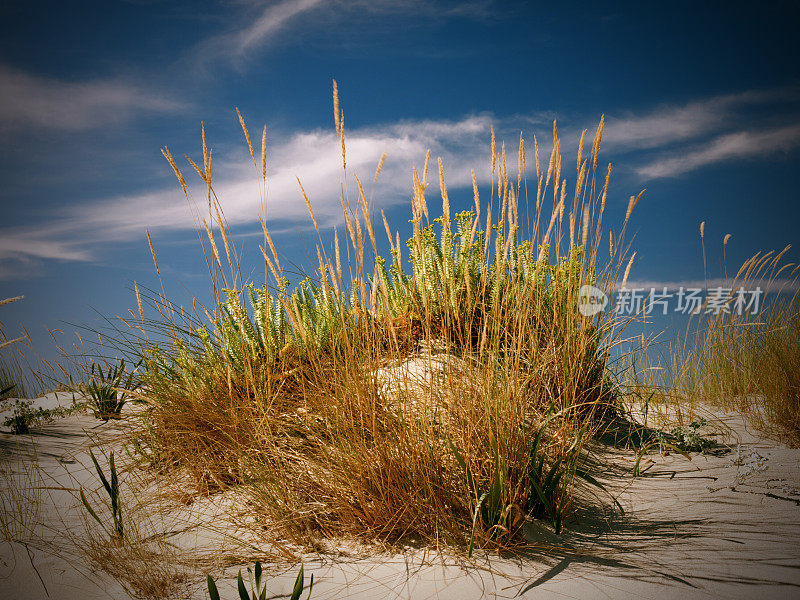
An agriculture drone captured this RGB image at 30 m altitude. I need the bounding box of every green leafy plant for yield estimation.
[666,418,717,452]
[85,359,138,420]
[4,401,34,434]
[631,418,716,477]
[207,561,313,600]
[632,439,692,477]
[526,414,621,534]
[448,438,508,556]
[1,398,66,434]
[80,450,124,544]
[526,424,574,534]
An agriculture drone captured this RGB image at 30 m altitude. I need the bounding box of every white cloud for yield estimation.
[2,86,799,272]
[0,63,184,132]
[191,0,494,67]
[0,114,494,267]
[195,0,325,63]
[593,87,800,179]
[603,89,791,151]
[636,124,800,179]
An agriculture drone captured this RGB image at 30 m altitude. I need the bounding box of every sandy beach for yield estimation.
[2,398,799,600]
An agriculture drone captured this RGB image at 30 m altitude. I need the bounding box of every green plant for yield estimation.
[1,398,66,434]
[525,424,578,534]
[6,412,30,434]
[207,561,313,600]
[448,437,507,556]
[629,420,714,477]
[80,450,124,544]
[2,398,33,434]
[85,359,138,419]
[664,418,717,452]
[526,411,621,534]
[632,439,692,477]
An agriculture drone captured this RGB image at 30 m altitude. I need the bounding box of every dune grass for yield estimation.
[1,295,28,400]
[669,248,800,446]
[115,82,643,556]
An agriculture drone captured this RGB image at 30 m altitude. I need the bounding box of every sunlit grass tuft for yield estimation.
[118,83,641,554]
[672,249,800,446]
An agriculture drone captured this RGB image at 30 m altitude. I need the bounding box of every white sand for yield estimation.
[1,403,800,599]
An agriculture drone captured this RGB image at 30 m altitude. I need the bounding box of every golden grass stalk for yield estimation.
[146,230,159,276]
[374,152,387,183]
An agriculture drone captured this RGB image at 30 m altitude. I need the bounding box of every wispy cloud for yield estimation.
[195,0,325,64]
[635,124,800,179]
[0,113,493,269]
[601,87,800,179]
[0,226,93,268]
[0,63,184,132]
[192,0,494,67]
[2,85,798,274]
[603,89,792,151]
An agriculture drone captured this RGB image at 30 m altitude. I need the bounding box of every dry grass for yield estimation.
[670,249,800,445]
[55,433,205,600]
[78,524,195,600]
[1,297,45,540]
[0,450,45,544]
[99,83,645,558]
[1,295,30,398]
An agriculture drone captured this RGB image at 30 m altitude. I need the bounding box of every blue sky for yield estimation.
[1,0,799,370]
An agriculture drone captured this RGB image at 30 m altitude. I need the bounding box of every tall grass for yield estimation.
[126,83,639,553]
[1,295,30,399]
[671,248,800,446]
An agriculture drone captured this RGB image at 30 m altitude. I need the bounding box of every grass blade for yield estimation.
[207,575,220,600]
[237,570,249,600]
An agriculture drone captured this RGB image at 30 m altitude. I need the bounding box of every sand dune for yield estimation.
[1,403,799,599]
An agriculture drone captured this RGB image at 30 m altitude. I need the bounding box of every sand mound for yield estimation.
[1,404,799,599]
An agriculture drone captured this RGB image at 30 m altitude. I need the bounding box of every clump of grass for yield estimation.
[77,511,194,600]
[122,83,639,554]
[81,450,125,544]
[82,359,138,420]
[82,538,192,600]
[672,248,800,446]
